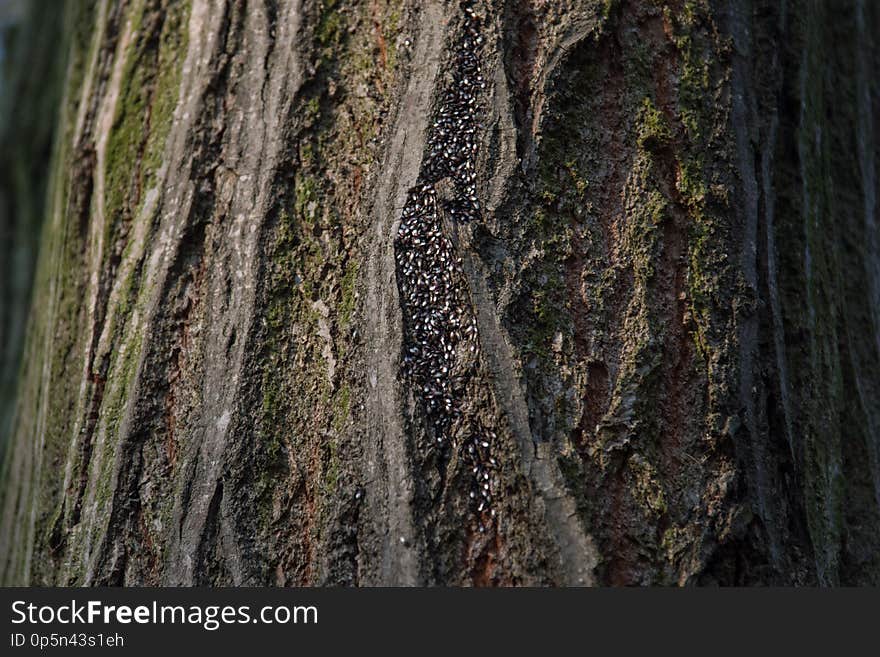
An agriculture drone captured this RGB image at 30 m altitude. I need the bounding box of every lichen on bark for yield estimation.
[1,0,878,586]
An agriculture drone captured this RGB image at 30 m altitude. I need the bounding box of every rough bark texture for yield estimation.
[1,0,878,586]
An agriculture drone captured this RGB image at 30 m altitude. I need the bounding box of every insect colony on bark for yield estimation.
[394,2,496,523]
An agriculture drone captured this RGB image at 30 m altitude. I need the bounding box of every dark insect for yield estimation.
[393,1,496,520]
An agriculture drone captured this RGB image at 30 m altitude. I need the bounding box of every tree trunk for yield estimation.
[1,0,879,586]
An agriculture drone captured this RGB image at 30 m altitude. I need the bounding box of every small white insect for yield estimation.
[392,0,495,520]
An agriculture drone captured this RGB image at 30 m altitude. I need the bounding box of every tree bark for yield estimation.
[1,0,879,586]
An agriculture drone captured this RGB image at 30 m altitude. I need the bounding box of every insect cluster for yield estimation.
[394,2,496,519]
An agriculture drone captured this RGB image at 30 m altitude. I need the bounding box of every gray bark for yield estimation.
[1,0,879,585]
